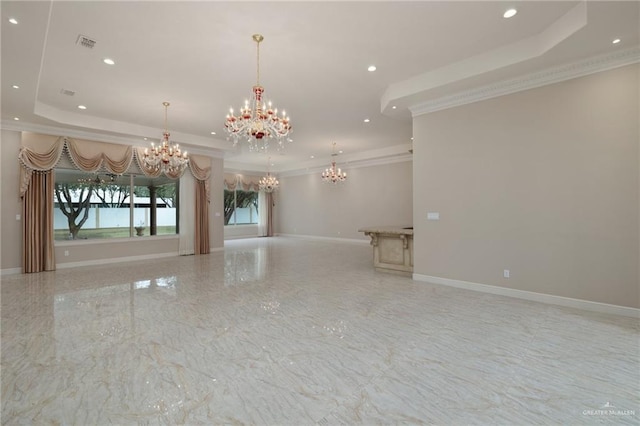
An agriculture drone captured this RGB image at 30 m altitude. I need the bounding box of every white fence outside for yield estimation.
[54,207,176,230]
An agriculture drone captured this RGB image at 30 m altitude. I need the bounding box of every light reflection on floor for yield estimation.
[1,237,638,424]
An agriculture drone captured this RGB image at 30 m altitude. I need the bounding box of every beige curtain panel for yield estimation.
[266,192,275,237]
[22,171,56,273]
[195,180,210,255]
[191,155,212,254]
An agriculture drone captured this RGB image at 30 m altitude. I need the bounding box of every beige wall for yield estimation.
[1,130,24,271]
[277,160,413,240]
[209,156,224,250]
[0,130,224,273]
[413,64,639,308]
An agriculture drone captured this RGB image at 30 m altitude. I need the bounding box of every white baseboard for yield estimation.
[1,267,22,276]
[224,235,261,240]
[277,233,369,245]
[4,249,225,275]
[413,274,640,318]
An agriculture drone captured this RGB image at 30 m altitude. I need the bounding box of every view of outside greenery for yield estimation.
[54,169,178,240]
[224,189,259,225]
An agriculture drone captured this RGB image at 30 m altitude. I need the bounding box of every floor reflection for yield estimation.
[224,243,269,285]
[1,238,638,425]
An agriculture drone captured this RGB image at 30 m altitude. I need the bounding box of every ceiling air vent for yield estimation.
[76,34,96,49]
[60,88,75,96]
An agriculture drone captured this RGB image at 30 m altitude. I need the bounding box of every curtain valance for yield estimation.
[223,173,261,192]
[67,138,133,175]
[19,132,210,197]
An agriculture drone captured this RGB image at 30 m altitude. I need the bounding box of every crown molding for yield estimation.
[410,47,640,117]
[0,120,225,159]
[278,153,412,178]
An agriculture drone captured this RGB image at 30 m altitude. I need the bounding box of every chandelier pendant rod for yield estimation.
[162,101,170,134]
[253,34,263,87]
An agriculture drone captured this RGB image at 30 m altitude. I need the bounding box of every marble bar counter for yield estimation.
[358,226,413,276]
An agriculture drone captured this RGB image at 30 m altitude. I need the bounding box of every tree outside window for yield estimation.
[53,169,178,240]
[224,189,258,225]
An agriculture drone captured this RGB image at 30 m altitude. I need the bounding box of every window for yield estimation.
[224,189,259,225]
[53,169,178,240]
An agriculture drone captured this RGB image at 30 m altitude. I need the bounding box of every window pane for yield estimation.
[224,189,235,225]
[224,186,260,227]
[54,169,179,240]
[133,176,178,236]
[54,169,131,240]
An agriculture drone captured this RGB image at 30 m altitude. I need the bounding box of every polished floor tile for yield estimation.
[1,237,638,425]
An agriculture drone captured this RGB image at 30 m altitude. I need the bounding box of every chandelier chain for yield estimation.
[163,101,170,132]
[256,35,260,86]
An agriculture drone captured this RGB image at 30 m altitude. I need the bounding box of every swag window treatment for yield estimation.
[223,173,274,237]
[18,132,212,272]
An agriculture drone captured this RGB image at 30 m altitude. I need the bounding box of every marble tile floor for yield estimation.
[1,237,638,425]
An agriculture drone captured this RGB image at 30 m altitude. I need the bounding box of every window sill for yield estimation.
[55,234,179,246]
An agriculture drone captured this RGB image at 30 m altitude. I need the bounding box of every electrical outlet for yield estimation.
[503,269,510,278]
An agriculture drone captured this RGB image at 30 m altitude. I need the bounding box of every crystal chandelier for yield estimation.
[321,142,347,184]
[224,34,292,152]
[143,102,189,175]
[259,157,279,192]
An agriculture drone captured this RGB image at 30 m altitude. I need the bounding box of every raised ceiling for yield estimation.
[1,1,638,173]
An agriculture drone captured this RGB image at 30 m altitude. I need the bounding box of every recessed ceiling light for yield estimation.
[211,131,216,135]
[78,105,87,110]
[339,150,343,154]
[503,8,517,18]
[12,85,19,89]
[364,118,370,123]
[310,155,315,159]
[8,18,18,25]
[392,105,397,109]
[367,65,377,72]
[103,58,115,65]
[612,38,621,44]
[144,137,148,141]
[13,117,19,121]
[411,137,414,141]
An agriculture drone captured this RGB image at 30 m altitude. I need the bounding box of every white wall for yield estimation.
[412,64,639,309]
[0,130,23,271]
[277,160,413,240]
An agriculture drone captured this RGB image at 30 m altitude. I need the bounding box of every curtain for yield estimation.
[190,155,212,255]
[194,180,210,254]
[67,138,133,174]
[22,171,56,273]
[18,132,215,274]
[258,190,267,236]
[266,192,275,237]
[19,134,63,273]
[178,171,196,255]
